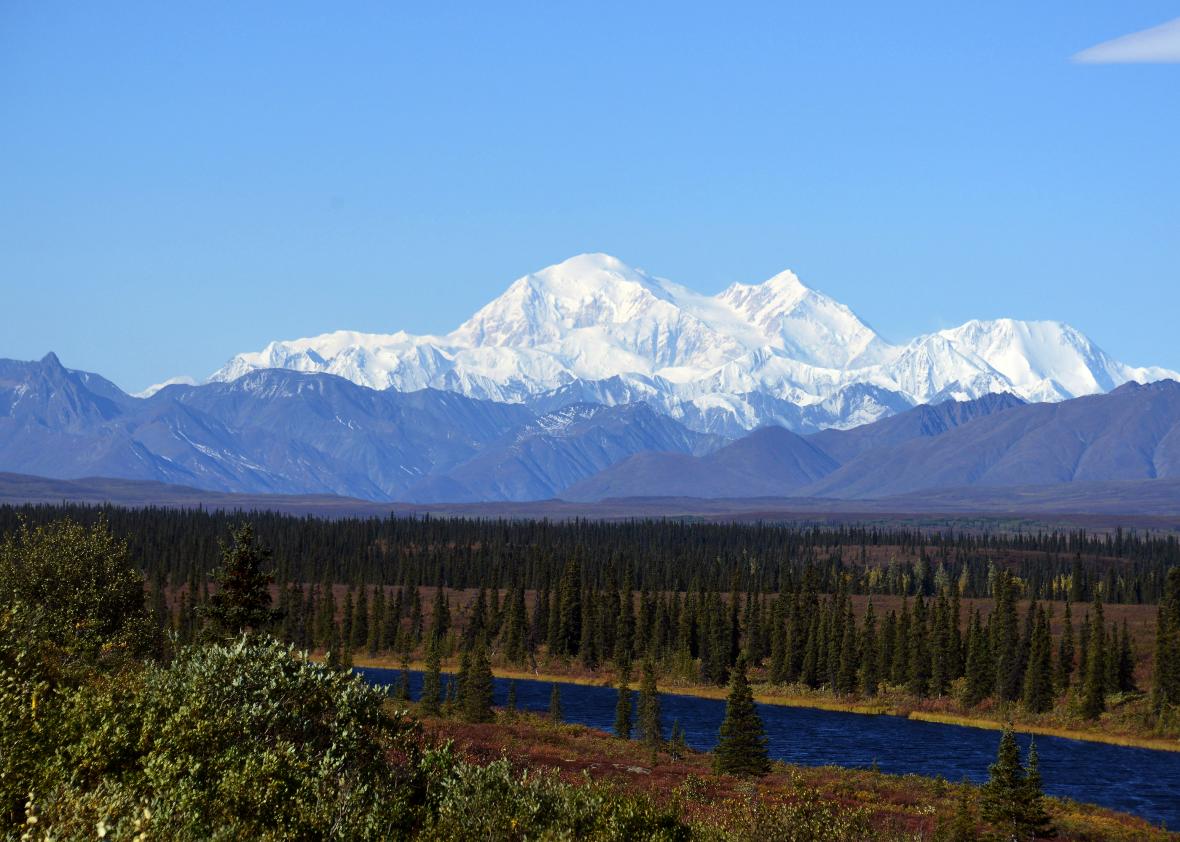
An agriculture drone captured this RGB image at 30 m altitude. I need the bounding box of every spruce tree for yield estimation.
[993,571,1020,701]
[341,589,355,654]
[1115,619,1133,693]
[557,557,583,657]
[964,609,991,707]
[1153,567,1180,713]
[614,666,633,740]
[981,728,1054,840]
[1021,606,1054,714]
[420,637,442,715]
[352,585,369,652]
[462,642,495,723]
[1081,596,1107,719]
[202,523,281,636]
[836,607,858,695]
[429,586,450,643]
[506,679,517,714]
[1055,601,1075,693]
[1021,739,1055,839]
[860,601,879,696]
[939,783,978,842]
[669,720,688,760]
[549,683,563,723]
[980,728,1025,835]
[714,654,770,776]
[638,659,663,753]
[367,585,384,656]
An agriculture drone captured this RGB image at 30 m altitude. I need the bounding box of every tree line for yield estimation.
[158,526,1179,728]
[3,502,1179,604]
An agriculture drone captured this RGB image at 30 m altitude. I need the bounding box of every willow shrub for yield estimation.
[30,637,423,840]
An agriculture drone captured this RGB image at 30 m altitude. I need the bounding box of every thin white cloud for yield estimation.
[1073,16,1180,63]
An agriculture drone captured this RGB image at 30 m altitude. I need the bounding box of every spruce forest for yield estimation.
[6,503,1179,740]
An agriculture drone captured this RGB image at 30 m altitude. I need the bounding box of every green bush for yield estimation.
[30,637,423,840]
[421,754,690,841]
[0,517,154,685]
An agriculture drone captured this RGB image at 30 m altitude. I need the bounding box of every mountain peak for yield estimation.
[40,351,64,369]
[206,255,1179,433]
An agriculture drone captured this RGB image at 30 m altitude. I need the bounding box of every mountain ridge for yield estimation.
[3,352,1180,507]
[207,253,1177,434]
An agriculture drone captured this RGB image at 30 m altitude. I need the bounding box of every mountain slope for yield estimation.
[0,355,719,502]
[208,253,1178,433]
[806,380,1180,499]
[563,425,839,501]
[565,385,1180,502]
[405,403,723,502]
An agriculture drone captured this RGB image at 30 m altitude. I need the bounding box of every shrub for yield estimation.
[422,755,690,841]
[0,517,154,685]
[33,637,423,840]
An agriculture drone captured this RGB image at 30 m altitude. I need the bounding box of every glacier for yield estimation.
[209,253,1177,434]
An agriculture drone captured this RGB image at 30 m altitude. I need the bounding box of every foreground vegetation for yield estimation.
[424,709,1175,841]
[2,514,1177,839]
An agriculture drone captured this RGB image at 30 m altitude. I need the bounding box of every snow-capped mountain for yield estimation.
[210,253,1176,433]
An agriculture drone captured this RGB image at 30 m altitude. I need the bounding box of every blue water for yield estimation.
[358,667,1180,829]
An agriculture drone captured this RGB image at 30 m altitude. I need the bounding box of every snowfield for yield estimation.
[209,253,1177,434]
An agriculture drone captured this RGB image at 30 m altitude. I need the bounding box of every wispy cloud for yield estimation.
[1073,16,1180,63]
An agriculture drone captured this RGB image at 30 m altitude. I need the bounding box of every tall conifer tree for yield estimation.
[714,654,770,777]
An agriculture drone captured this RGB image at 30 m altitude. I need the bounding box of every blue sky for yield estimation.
[2,2,1178,392]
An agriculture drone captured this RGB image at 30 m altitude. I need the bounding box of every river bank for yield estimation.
[418,706,1178,841]
[350,654,1180,754]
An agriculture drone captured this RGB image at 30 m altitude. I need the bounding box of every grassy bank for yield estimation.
[421,708,1177,841]
[351,654,1180,753]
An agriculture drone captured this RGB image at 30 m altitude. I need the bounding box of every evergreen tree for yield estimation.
[1055,601,1075,693]
[981,728,1054,840]
[202,523,281,636]
[613,666,633,740]
[1021,739,1055,839]
[1153,568,1180,713]
[1021,606,1054,714]
[964,609,991,707]
[638,659,663,753]
[549,683,563,723]
[906,594,930,696]
[462,642,495,723]
[835,606,858,695]
[859,600,879,696]
[367,585,384,656]
[939,783,978,842]
[341,590,355,655]
[420,637,442,716]
[614,574,635,668]
[429,586,450,643]
[396,653,411,702]
[557,557,583,657]
[506,679,517,713]
[1116,619,1135,693]
[714,654,770,777]
[993,571,1021,701]
[768,590,789,684]
[351,585,368,652]
[1081,595,1107,719]
[504,585,528,665]
[669,720,688,760]
[407,586,423,644]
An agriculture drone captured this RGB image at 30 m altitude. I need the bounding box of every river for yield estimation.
[357,667,1180,829]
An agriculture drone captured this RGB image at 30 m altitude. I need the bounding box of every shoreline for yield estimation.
[349,655,1180,754]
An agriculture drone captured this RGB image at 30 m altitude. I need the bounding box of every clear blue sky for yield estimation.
[2,2,1178,392]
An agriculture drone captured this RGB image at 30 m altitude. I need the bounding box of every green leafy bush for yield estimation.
[0,517,154,684]
[31,637,422,840]
[421,753,690,841]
